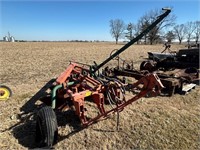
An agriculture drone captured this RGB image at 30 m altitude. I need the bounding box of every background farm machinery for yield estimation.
[33,8,182,148]
[104,47,199,96]
[104,40,199,96]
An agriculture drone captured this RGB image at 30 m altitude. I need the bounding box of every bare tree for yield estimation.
[138,8,176,45]
[173,24,185,44]
[184,21,196,45]
[139,18,150,44]
[194,21,200,44]
[126,23,134,41]
[165,31,175,43]
[110,19,125,44]
[132,22,141,44]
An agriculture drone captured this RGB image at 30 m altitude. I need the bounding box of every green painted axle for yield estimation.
[51,82,74,109]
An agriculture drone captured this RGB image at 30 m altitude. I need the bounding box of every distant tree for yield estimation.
[194,21,200,44]
[184,21,196,45]
[126,23,134,41]
[165,31,175,43]
[173,24,185,44]
[132,22,141,44]
[110,19,126,44]
[148,25,161,44]
[138,8,176,45]
[139,19,150,44]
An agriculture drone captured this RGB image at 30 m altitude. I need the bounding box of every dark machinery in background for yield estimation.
[140,45,199,95]
[147,46,199,69]
[105,43,199,96]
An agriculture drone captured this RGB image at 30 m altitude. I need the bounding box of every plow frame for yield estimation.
[50,62,164,127]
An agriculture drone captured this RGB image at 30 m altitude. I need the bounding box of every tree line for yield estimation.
[110,8,200,45]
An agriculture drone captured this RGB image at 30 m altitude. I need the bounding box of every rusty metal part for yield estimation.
[111,64,199,96]
[0,90,5,96]
[50,62,163,127]
[138,46,199,95]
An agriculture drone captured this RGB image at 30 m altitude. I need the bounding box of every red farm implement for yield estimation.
[34,8,171,148]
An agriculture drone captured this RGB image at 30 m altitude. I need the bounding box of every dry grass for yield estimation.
[0,42,199,149]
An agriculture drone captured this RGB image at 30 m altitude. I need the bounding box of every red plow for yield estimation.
[51,62,163,127]
[35,8,171,148]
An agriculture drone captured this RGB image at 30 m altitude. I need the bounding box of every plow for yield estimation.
[34,8,173,148]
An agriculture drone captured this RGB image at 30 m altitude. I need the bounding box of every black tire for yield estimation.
[140,61,156,72]
[140,61,147,71]
[35,106,58,148]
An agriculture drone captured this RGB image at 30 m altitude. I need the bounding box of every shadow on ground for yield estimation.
[9,79,83,149]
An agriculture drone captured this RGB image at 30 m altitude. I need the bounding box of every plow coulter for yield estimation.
[34,8,171,148]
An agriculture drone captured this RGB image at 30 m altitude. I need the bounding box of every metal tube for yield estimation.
[51,84,62,109]
[51,82,75,109]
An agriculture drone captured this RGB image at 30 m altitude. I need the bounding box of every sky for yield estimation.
[0,0,199,41]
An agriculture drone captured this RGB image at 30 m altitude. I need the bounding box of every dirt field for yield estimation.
[0,42,199,149]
